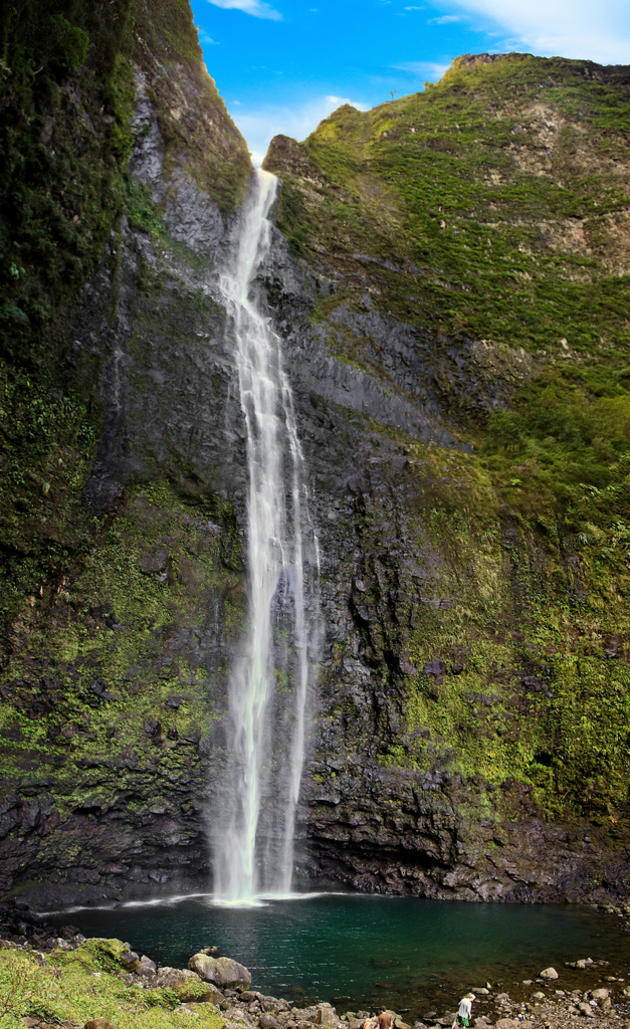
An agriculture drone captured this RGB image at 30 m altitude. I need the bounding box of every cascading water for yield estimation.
[212,168,320,905]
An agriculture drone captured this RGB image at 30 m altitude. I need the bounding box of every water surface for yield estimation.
[46,893,628,1019]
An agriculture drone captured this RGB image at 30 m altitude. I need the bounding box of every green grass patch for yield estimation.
[0,939,225,1028]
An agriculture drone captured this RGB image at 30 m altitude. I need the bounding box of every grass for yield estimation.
[0,938,225,1028]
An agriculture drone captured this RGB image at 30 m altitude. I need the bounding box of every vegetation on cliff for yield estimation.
[266,54,630,822]
[0,0,252,898]
[0,0,250,635]
[0,0,135,630]
[1,1,628,900]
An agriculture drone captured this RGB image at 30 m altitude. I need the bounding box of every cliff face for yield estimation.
[0,0,253,903]
[264,53,630,900]
[0,14,629,908]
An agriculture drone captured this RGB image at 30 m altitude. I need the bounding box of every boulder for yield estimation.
[262,996,283,1011]
[137,954,157,977]
[188,952,252,988]
[315,1004,338,1026]
[590,988,610,1001]
[84,1021,117,1029]
[539,967,558,980]
[156,965,223,1003]
[120,949,140,971]
[260,1015,284,1029]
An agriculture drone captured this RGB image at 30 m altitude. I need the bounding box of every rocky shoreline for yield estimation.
[1,904,629,1029]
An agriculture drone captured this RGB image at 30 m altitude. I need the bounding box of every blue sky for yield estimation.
[189,0,630,163]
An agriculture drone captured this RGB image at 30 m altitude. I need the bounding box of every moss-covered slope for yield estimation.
[263,53,630,888]
[0,0,252,902]
[0,0,250,633]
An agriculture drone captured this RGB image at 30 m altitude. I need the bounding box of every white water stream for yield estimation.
[212,169,320,905]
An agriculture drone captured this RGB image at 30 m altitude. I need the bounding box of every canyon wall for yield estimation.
[0,4,628,907]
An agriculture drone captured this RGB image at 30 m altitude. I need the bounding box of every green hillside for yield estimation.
[266,54,630,820]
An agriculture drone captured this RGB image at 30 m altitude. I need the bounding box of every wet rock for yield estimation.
[198,736,213,757]
[589,988,610,1001]
[262,996,285,1011]
[188,952,252,988]
[540,967,559,980]
[603,636,619,658]
[495,994,512,1005]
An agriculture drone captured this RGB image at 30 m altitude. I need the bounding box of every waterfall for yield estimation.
[212,169,320,905]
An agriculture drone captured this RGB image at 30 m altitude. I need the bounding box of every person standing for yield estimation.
[452,993,475,1028]
[377,1007,393,1029]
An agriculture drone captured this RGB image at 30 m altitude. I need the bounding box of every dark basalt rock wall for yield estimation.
[0,6,628,908]
[0,0,253,906]
[259,230,629,906]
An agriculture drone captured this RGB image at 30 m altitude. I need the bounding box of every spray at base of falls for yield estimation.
[212,169,320,905]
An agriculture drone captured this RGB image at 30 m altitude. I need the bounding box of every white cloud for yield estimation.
[231,94,370,166]
[206,0,282,21]
[393,60,451,81]
[434,0,630,64]
[197,28,219,44]
[428,13,461,23]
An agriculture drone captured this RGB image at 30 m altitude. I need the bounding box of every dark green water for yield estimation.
[45,893,629,1019]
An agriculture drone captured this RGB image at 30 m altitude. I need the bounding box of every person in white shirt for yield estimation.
[452,992,475,1028]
